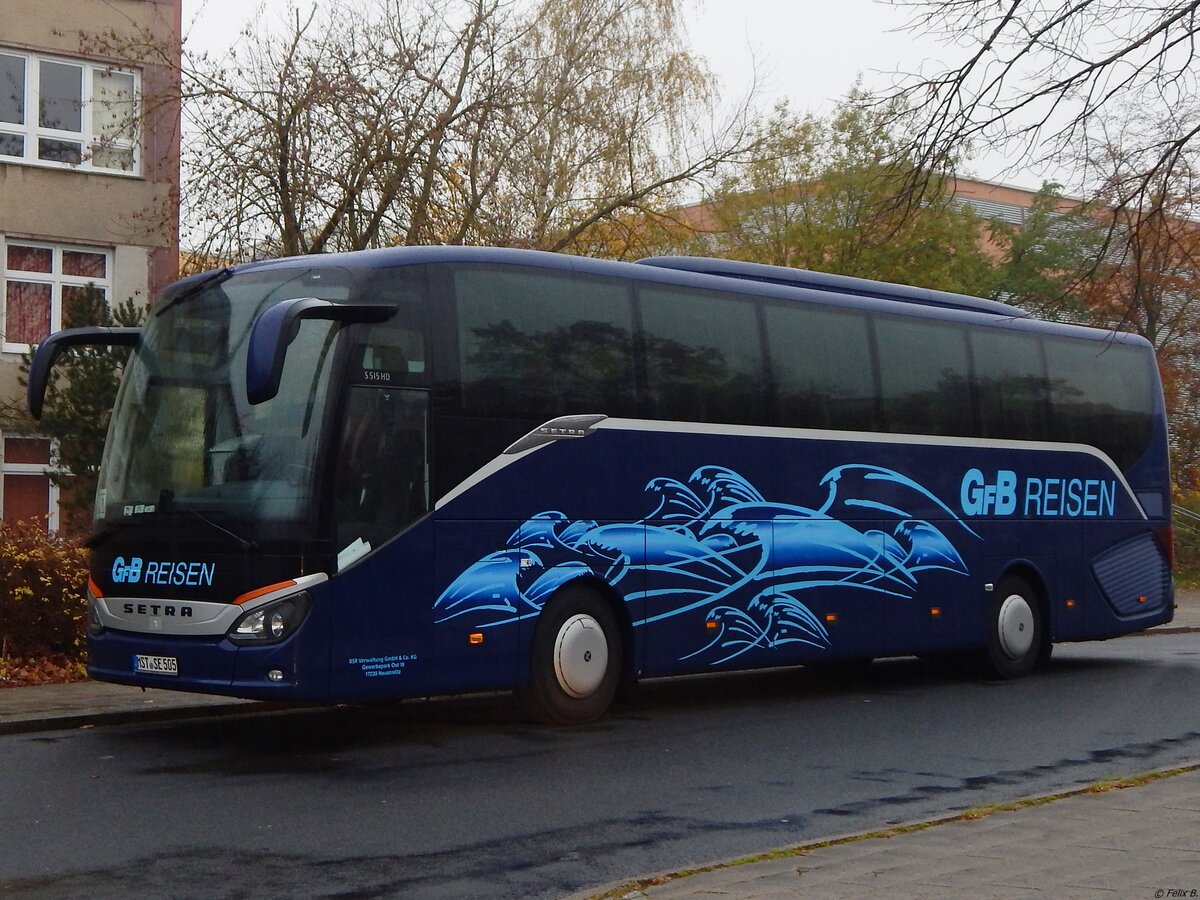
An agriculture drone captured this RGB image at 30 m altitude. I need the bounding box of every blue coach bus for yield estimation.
[28,247,1175,724]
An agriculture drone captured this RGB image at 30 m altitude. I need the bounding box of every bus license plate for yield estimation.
[134,654,178,676]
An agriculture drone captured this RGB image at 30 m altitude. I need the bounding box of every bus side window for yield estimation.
[764,302,877,431]
[875,316,972,437]
[454,267,637,421]
[972,329,1049,442]
[1044,337,1153,469]
[639,285,767,426]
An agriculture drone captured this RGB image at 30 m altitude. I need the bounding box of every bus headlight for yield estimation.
[228,592,311,645]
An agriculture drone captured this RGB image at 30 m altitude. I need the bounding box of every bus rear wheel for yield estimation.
[980,574,1044,679]
[518,585,623,725]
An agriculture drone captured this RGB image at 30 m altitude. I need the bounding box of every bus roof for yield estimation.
[216,245,1151,349]
[636,256,1025,317]
[237,246,1022,315]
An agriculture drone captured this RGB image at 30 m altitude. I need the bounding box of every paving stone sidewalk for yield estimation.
[610,766,1200,899]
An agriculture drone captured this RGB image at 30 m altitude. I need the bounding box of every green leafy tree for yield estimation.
[702,95,994,294]
[982,175,1200,492]
[17,287,145,534]
[984,183,1102,317]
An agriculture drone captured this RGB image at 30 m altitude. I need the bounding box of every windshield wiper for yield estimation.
[86,506,257,551]
[156,489,256,551]
[155,267,233,318]
[183,508,257,551]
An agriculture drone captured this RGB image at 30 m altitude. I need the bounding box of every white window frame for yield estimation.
[2,239,113,354]
[2,436,61,531]
[0,47,141,176]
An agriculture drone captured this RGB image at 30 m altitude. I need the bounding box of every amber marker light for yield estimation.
[705,620,719,632]
[824,613,838,624]
[1137,595,1148,604]
[1066,599,1078,609]
[930,607,942,618]
[469,632,485,645]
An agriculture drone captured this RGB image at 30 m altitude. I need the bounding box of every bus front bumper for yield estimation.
[86,627,328,702]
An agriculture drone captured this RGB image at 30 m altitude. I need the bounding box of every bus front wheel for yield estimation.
[518,585,623,725]
[980,574,1044,679]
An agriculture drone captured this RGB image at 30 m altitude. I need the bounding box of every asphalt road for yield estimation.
[2,634,1199,899]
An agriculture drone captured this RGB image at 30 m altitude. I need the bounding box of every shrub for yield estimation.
[1174,491,1200,588]
[0,519,88,662]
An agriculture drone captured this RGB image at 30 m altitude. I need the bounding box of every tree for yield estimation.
[984,183,1102,315]
[984,173,1200,488]
[1077,189,1200,489]
[486,0,744,253]
[884,0,1200,220]
[178,0,751,261]
[699,96,994,293]
[8,289,145,534]
[182,0,504,258]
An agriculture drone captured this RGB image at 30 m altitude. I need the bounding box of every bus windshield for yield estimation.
[94,267,352,536]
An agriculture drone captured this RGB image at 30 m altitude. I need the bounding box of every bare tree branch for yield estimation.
[173,0,754,261]
[885,0,1200,209]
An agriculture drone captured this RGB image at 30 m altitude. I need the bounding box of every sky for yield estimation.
[178,0,1050,190]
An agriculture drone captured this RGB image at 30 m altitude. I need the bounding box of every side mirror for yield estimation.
[27,327,141,419]
[246,298,396,405]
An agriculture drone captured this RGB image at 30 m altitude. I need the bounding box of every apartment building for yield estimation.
[0,0,180,527]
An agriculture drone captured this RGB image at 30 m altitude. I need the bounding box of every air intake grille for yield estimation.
[1092,533,1170,617]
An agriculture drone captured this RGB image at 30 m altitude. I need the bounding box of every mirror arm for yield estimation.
[246,298,397,405]
[27,327,141,419]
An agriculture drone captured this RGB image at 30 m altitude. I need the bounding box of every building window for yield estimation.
[2,436,59,530]
[0,48,139,175]
[2,241,111,352]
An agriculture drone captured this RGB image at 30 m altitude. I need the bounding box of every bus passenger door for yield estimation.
[330,384,435,697]
[334,385,430,550]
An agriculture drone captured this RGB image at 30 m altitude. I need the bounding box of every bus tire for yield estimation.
[980,574,1043,679]
[518,585,623,726]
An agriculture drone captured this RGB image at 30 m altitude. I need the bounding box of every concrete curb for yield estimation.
[1141,627,1200,636]
[0,700,293,736]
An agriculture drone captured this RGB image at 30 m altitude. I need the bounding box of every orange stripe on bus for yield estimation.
[234,579,297,606]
